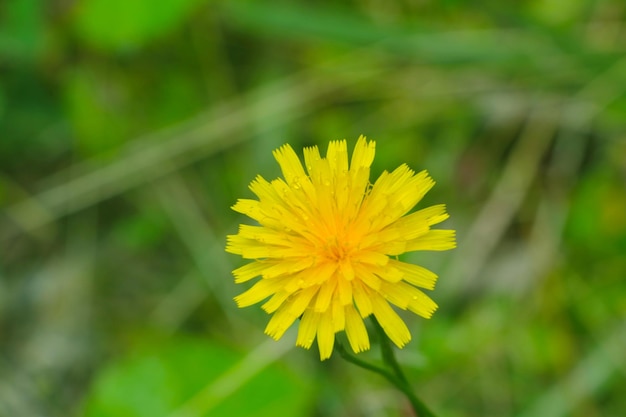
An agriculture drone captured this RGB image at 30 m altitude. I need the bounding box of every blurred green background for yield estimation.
[1,0,626,416]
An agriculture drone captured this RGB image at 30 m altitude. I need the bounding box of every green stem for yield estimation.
[335,320,437,417]
[371,317,436,417]
[335,342,397,383]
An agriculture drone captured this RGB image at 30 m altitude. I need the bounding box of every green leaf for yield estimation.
[72,0,204,50]
[82,337,313,417]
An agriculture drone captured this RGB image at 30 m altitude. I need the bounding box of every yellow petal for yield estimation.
[317,310,335,360]
[331,299,346,332]
[405,229,457,252]
[366,263,404,283]
[288,286,319,316]
[353,263,382,290]
[261,289,291,313]
[226,235,308,259]
[349,135,375,170]
[299,262,337,288]
[407,291,438,319]
[414,204,450,226]
[388,259,438,290]
[336,275,353,305]
[338,258,355,281]
[379,281,438,318]
[314,278,337,312]
[326,140,349,176]
[273,144,307,187]
[261,257,314,279]
[363,168,435,232]
[232,261,268,283]
[234,277,287,307]
[351,250,388,267]
[345,304,370,353]
[248,175,277,201]
[370,293,411,348]
[296,309,321,349]
[352,280,373,317]
[264,299,299,340]
[303,145,322,177]
[237,224,292,247]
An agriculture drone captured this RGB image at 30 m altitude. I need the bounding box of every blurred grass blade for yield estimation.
[2,56,381,235]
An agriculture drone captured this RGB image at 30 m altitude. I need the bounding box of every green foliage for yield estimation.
[566,168,626,254]
[72,0,205,50]
[111,208,169,249]
[0,0,45,61]
[82,337,313,417]
[64,68,130,155]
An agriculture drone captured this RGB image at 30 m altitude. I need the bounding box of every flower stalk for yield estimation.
[337,317,436,417]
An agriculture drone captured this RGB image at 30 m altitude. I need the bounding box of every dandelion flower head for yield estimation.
[226,136,456,360]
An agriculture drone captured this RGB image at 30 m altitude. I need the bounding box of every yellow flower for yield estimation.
[226,136,455,360]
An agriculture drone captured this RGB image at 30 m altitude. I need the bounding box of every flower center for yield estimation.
[326,236,351,261]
